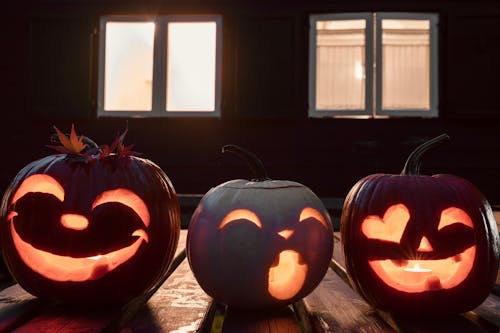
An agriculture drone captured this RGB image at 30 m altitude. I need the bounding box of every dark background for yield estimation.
[2,0,500,206]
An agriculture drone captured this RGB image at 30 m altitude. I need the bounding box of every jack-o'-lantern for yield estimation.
[341,134,500,315]
[0,125,180,304]
[187,145,334,309]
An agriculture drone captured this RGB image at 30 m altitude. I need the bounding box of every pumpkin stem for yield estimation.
[401,134,450,175]
[222,144,270,181]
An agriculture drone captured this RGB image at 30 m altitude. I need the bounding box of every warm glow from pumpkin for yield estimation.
[92,188,150,227]
[9,220,149,282]
[277,229,294,240]
[268,250,307,300]
[368,245,476,292]
[60,213,90,231]
[7,182,151,281]
[363,205,477,293]
[218,209,262,229]
[361,203,409,242]
[417,236,433,252]
[438,207,474,230]
[12,174,65,204]
[299,207,328,228]
[403,262,431,272]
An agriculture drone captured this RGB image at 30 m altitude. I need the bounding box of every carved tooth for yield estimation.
[425,275,442,291]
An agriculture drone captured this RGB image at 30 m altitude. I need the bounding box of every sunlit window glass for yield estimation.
[104,22,155,111]
[167,22,217,111]
[315,19,366,110]
[381,19,430,110]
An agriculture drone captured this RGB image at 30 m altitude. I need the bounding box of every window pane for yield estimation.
[315,19,366,110]
[104,22,155,111]
[382,19,430,110]
[167,22,217,111]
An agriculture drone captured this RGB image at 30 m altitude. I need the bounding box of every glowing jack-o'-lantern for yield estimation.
[341,134,500,315]
[0,126,180,304]
[187,145,334,309]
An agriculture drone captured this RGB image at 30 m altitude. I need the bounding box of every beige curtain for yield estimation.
[316,27,366,110]
[382,27,430,110]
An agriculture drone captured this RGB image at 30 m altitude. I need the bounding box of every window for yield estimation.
[309,13,438,118]
[97,16,222,117]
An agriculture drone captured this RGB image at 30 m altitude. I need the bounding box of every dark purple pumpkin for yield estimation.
[341,134,499,315]
[0,126,180,304]
[187,145,334,309]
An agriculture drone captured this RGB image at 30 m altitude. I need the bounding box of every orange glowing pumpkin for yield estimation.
[187,145,334,309]
[341,134,500,315]
[0,126,180,304]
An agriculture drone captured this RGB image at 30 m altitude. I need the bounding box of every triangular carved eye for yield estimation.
[438,207,474,231]
[218,209,262,229]
[12,174,65,204]
[361,204,410,243]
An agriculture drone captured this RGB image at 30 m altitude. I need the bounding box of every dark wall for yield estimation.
[2,0,500,204]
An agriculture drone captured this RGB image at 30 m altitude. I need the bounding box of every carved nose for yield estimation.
[60,213,89,231]
[277,229,294,240]
[417,236,434,252]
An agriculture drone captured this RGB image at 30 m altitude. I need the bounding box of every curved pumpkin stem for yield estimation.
[401,134,450,176]
[222,144,270,181]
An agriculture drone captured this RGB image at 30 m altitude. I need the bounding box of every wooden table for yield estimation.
[0,230,498,333]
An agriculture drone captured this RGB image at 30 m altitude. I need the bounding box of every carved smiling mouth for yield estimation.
[267,250,307,300]
[10,216,149,282]
[368,245,476,293]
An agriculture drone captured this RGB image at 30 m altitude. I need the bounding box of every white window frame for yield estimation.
[97,15,222,118]
[308,12,438,118]
[309,12,373,118]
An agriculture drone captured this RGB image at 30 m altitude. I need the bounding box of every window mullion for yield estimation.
[375,12,382,117]
[151,18,168,116]
[366,13,375,117]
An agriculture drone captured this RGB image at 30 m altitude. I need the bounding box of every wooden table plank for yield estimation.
[332,233,500,333]
[217,305,302,333]
[122,228,212,332]
[378,311,492,333]
[470,293,500,331]
[12,303,117,333]
[0,228,498,333]
[6,231,193,333]
[0,284,42,332]
[123,256,211,332]
[303,267,395,333]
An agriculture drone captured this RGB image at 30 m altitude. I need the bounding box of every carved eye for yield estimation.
[218,209,262,229]
[11,174,65,204]
[92,188,150,227]
[299,207,328,229]
[361,203,410,243]
[438,207,474,231]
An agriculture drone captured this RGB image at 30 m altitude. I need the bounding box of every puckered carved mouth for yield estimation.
[267,250,307,300]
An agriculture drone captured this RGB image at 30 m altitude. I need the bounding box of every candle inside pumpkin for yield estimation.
[403,262,431,273]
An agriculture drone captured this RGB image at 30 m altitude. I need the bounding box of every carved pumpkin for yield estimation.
[0,126,180,304]
[187,145,334,309]
[341,134,500,315]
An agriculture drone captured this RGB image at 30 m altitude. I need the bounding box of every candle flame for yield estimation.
[403,262,432,273]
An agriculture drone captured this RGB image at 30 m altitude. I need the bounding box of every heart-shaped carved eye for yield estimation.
[361,204,410,243]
